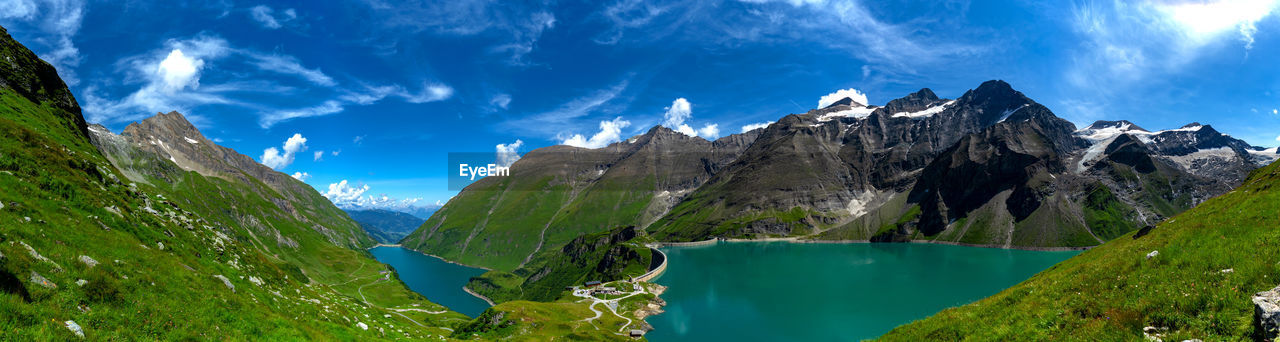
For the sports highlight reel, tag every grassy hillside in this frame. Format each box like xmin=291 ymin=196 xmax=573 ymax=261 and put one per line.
xmin=878 ymin=159 xmax=1280 ymax=340
xmin=466 ymin=227 xmax=656 ymax=303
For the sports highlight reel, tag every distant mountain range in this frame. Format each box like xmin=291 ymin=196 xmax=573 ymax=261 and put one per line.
xmin=405 ymin=80 xmax=1279 ymax=271
xmin=344 ymin=209 xmax=426 ymax=244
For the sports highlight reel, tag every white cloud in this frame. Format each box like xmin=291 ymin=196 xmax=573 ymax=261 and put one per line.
xmin=259 ymin=133 xmax=308 ymax=170
xmin=741 ymin=121 xmax=773 ymax=132
xmin=249 ymin=5 xmax=297 ymax=29
xmin=1274 ymin=109 xmax=1278 ymax=115
xmin=503 ymin=79 xmax=631 ymax=137
xmin=818 ymin=88 xmax=869 ymax=108
xmin=490 ymin=93 xmax=512 ymax=110
xmin=156 ymin=49 xmax=205 ymax=92
xmin=358 ymin=1 xmax=556 ymax=65
xmin=323 ymin=180 xmax=370 ymax=205
xmin=697 ymin=124 xmax=720 ymax=139
xmin=659 ymin=97 xmax=719 ymax=139
xmin=496 ymin=139 xmax=523 ymax=167
xmin=313 ymin=150 xmax=324 ymax=161
xmin=1068 ymin=0 xmax=1280 ymax=93
xmin=259 ymin=100 xmax=344 ymax=128
xmin=561 ymin=117 xmax=631 ymax=148
xmin=251 ymin=82 xmax=453 ymax=128
xmin=663 ymin=98 xmax=693 ymax=128
xmin=1276 ymin=134 xmax=1280 ymax=142
xmin=291 ymin=171 xmax=310 ymax=181
xmin=331 ymin=149 xmax=341 ymax=156
xmin=248 ymin=53 xmax=335 ymax=87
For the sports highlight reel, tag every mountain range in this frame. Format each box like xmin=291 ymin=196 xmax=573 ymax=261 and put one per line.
xmin=406 ymin=80 xmax=1279 ymax=271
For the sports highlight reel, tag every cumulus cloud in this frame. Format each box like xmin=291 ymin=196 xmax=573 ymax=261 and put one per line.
xmin=156 ymin=49 xmax=205 ymax=91
xmin=697 ymin=124 xmax=720 ymax=139
xmin=660 ymin=97 xmax=720 ymax=139
xmin=818 ymin=88 xmax=870 ymax=108
xmin=662 ymin=98 xmax=692 ymax=128
xmin=320 ymin=180 xmax=436 ymax=211
xmin=741 ymin=121 xmax=773 ymax=133
xmin=313 ymin=150 xmax=324 ymax=161
xmin=561 ymin=117 xmax=631 ymax=148
xmin=250 ymin=5 xmax=297 ymax=30
xmin=291 ymin=171 xmax=310 ymax=180
xmin=496 ymin=139 xmax=523 ymax=167
xmin=323 ymin=180 xmax=369 ymax=205
xmin=259 ymin=133 xmax=308 ymax=170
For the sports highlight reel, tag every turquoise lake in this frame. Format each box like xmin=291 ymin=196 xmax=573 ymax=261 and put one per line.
xmin=368 ymin=246 xmax=491 ymax=317
xmin=647 ymin=242 xmax=1079 ymax=341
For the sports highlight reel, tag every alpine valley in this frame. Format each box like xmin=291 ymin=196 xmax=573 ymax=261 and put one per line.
xmin=5 ymin=7 xmax=1280 ymax=339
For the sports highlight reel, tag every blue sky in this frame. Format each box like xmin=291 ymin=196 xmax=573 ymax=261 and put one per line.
xmin=3 ymin=0 xmax=1280 ymax=209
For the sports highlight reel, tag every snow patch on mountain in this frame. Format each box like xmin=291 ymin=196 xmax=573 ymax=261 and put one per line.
xmin=891 ymin=100 xmax=956 ymax=119
xmin=1163 ymin=147 xmax=1238 ymax=171
xmin=817 ymin=106 xmax=876 ymax=122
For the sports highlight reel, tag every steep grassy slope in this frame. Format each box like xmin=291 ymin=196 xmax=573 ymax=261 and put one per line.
xmin=879 ymin=159 xmax=1280 ymax=340
xmin=0 ymin=26 xmax=474 ymax=339
xmin=466 ymin=227 xmax=655 ymax=303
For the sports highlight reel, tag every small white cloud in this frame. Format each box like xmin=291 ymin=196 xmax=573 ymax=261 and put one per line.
xmin=157 ymin=49 xmax=204 ymax=92
xmin=1276 ymin=134 xmax=1280 ymax=142
xmin=741 ymin=121 xmax=773 ymax=133
xmin=248 ymin=53 xmax=335 ymax=87
xmin=818 ymin=88 xmax=870 ymax=108
xmin=313 ymin=150 xmax=324 ymax=161
xmin=250 ymin=5 xmax=297 ymax=29
xmin=561 ymin=117 xmax=631 ymax=148
xmin=697 ymin=124 xmax=720 ymax=139
xmin=1274 ymin=109 xmax=1278 ymax=115
xmin=496 ymin=139 xmax=523 ymax=167
xmin=660 ymin=97 xmax=719 ymax=139
xmin=331 ymin=149 xmax=341 ymax=156
xmin=259 ymin=133 xmax=308 ymax=170
xmin=353 ymin=135 xmax=364 ymax=144
xmin=402 ymin=83 xmax=454 ymax=103
xmin=259 ymin=100 xmax=343 ymax=128
xmin=291 ymin=171 xmax=310 ymax=181
xmin=662 ymin=98 xmax=693 ymax=128
xmin=490 ymin=94 xmax=512 ymax=110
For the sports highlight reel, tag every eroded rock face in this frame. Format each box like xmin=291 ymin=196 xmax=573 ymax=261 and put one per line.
xmin=1254 ymin=285 xmax=1280 ymax=340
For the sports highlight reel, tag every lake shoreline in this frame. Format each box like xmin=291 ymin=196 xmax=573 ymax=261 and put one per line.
xmin=462 ymin=285 xmax=496 ymax=306
xmin=658 ymin=238 xmax=1094 ymax=252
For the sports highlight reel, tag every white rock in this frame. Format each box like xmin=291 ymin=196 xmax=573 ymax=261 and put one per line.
xmin=156 ymin=242 xmax=165 ymax=250
xmin=64 ymin=320 xmax=84 ymax=338
xmin=75 ymin=279 xmax=87 ymax=287
xmin=248 ymin=276 xmax=263 ymax=286
xmin=1255 ymin=285 xmax=1280 ymax=340
xmin=30 ymin=272 xmax=56 ymax=289
xmin=1146 ymin=250 xmax=1159 ymax=259
xmin=213 ymin=275 xmax=235 ymax=292
xmin=357 ymin=322 xmax=368 ymax=330
xmin=79 ymin=255 xmax=99 ymax=268
xmin=1221 ymin=268 xmax=1234 ymax=274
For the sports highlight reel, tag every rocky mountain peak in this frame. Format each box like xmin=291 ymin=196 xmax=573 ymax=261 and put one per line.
xmin=122 ymin=111 xmax=208 ymax=145
xmin=1181 ymin=122 xmax=1203 ymax=129
xmin=956 ymin=80 xmax=1035 ymax=125
xmin=882 ymin=88 xmax=942 ymax=113
xmin=1084 ymin=120 xmax=1148 ymax=133
xmin=824 ymin=97 xmax=864 ymax=108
